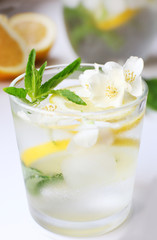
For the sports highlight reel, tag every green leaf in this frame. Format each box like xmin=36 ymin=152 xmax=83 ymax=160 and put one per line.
xmin=24 ymin=49 xmax=36 ymax=97
xmin=22 ymin=163 xmax=64 ymax=195
xmin=3 ymin=87 xmax=27 ymax=99
xmin=39 ymin=58 xmax=81 ymax=96
xmin=3 ymin=87 xmax=34 ymax=104
xmin=37 ymin=61 xmax=47 ymax=89
xmin=4 ymin=49 xmax=84 ymax=107
xmin=52 ymin=89 xmax=87 ymax=105
xmin=145 ymin=78 xmax=157 ymax=110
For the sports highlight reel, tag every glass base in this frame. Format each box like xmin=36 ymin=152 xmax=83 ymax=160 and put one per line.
xmin=29 ymin=204 xmax=131 ymax=237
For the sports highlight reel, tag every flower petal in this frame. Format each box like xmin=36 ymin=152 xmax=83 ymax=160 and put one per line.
xmin=79 ymin=69 xmax=100 ymax=97
xmin=100 ymin=63 xmax=125 ymax=108
xmin=127 ymin=76 xmax=143 ymax=97
xmin=123 ymin=56 xmax=144 ymax=97
xmin=103 ymin=61 xmax=123 ymax=72
xmin=124 ymin=56 xmax=144 ymax=81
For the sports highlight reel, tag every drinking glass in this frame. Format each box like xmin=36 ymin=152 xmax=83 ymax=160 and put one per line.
xmin=62 ymin=0 xmax=157 ymax=63
xmin=9 ymin=64 xmax=148 ymax=237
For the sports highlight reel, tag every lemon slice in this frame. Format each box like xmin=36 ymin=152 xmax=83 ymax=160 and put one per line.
xmin=113 ymin=138 xmax=139 ymax=147
xmin=112 ymin=112 xmax=144 ymax=134
xmin=49 ymin=86 xmax=135 ymax=119
xmin=96 ymin=9 xmax=138 ymax=31
xmin=0 ymin=15 xmax=28 ymax=80
xmin=49 ymin=87 xmax=144 ymax=134
xmin=21 ymin=140 xmax=70 ymax=166
xmin=10 ymin=13 xmax=56 ymax=60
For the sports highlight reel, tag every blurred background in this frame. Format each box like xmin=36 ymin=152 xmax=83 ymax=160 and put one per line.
xmin=0 ymin=0 xmax=157 ymax=81
xmin=0 ymin=1 xmax=157 ymax=240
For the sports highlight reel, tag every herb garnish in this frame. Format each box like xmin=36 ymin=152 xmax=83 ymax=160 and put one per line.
xmin=4 ymin=49 xmax=86 ymax=106
xmin=22 ymin=163 xmax=63 ymax=195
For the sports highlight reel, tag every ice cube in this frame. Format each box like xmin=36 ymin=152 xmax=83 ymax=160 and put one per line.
xmin=62 ymin=146 xmax=116 ymax=188
xmin=73 ymin=127 xmax=99 ymax=148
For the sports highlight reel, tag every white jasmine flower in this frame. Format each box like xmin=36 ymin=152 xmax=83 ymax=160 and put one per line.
xmin=80 ymin=62 xmax=125 ymax=108
xmin=79 ymin=69 xmax=99 ymax=98
xmin=123 ymin=56 xmax=144 ymax=97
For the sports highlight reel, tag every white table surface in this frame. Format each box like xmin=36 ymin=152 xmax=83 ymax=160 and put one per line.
xmin=0 ymin=1 xmax=157 ymax=239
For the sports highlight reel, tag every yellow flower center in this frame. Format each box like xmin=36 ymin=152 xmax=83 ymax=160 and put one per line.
xmin=85 ymin=83 xmax=89 ymax=89
xmin=105 ymin=85 xmax=118 ymax=98
xmin=125 ymin=70 xmax=136 ymax=83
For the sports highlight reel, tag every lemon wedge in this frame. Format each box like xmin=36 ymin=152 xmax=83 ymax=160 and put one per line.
xmin=96 ymin=9 xmax=138 ymax=31
xmin=0 ymin=15 xmax=28 ymax=80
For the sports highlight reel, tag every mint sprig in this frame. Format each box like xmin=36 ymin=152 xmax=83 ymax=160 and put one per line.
xmin=4 ymin=49 xmax=86 ymax=106
xmin=22 ymin=163 xmax=63 ymax=195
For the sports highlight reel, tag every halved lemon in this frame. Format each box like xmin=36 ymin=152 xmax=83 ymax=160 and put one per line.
xmin=95 ymin=9 xmax=138 ymax=31
xmin=0 ymin=15 xmax=28 ymax=80
xmin=10 ymin=13 xmax=56 ymax=60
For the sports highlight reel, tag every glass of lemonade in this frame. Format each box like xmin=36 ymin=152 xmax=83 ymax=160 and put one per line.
xmin=9 ymin=62 xmax=147 ymax=237
xmin=62 ymin=0 xmax=157 ymax=63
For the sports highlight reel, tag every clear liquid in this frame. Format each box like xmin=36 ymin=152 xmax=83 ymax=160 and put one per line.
xmin=11 ymin=76 xmax=146 ymax=236
xmin=14 ymin=112 xmax=140 ymax=223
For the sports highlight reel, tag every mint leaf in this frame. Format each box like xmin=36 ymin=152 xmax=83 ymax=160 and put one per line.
xmin=22 ymin=163 xmax=63 ymax=195
xmin=3 ymin=87 xmax=33 ymax=104
xmin=24 ymin=49 xmax=47 ymax=101
xmin=4 ymin=87 xmax=27 ymax=98
xmin=52 ymin=89 xmax=87 ymax=105
xmin=145 ymin=78 xmax=157 ymax=110
xmin=4 ymin=50 xmax=86 ymax=107
xmin=38 ymin=61 xmax=47 ymax=87
xmin=24 ymin=49 xmax=36 ymax=98
xmin=39 ymin=58 xmax=81 ymax=96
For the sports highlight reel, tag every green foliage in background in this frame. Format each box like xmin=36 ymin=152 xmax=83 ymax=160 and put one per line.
xmin=64 ymin=4 xmax=123 ymax=52
xmin=145 ymin=79 xmax=157 ymax=110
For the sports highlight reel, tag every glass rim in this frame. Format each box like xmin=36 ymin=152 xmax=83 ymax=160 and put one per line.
xmin=9 ymin=63 xmax=148 ymax=117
